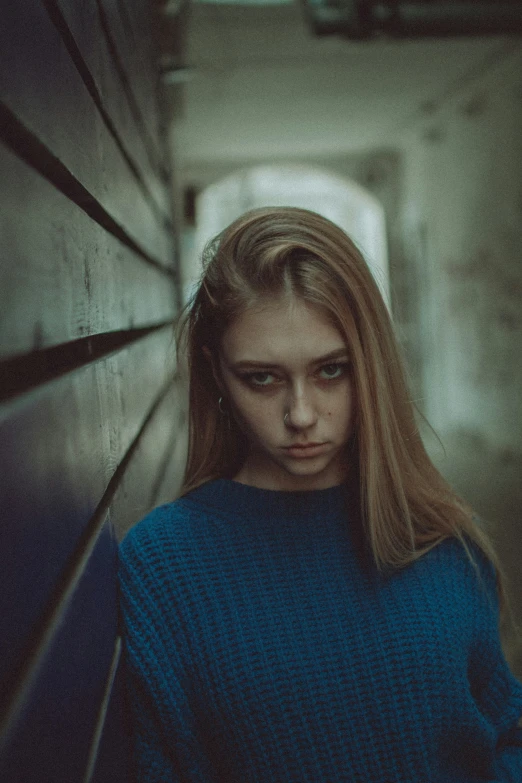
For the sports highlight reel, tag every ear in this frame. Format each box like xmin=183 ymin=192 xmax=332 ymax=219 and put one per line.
xmin=202 ymin=345 xmax=225 ymax=394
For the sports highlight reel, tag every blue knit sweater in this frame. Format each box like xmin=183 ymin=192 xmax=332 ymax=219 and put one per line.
xmin=118 ymin=479 xmax=522 ymax=782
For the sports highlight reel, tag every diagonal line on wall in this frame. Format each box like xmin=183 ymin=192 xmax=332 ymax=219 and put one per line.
xmin=41 ymin=0 xmax=173 ymax=230
xmin=0 ymin=321 xmax=177 ymax=406
xmin=0 ymin=101 xmax=175 ymax=277
xmin=95 ymin=0 xmax=167 ymax=182
xmin=0 ymin=374 xmax=181 ymax=754
xmin=83 ymin=636 xmax=122 ymax=783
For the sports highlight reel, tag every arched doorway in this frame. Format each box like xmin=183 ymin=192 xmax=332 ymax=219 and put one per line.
xmin=182 ymin=163 xmax=389 ymax=309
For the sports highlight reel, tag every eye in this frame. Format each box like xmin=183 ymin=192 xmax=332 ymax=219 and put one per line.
xmin=318 ymin=363 xmax=347 ymax=380
xmin=244 ymin=372 xmax=276 ymax=387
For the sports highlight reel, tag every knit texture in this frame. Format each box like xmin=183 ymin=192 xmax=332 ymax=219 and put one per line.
xmin=118 ymin=479 xmax=522 ymax=782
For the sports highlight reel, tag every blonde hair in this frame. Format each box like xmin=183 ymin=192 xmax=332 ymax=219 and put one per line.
xmin=177 ymin=206 xmax=504 ymax=588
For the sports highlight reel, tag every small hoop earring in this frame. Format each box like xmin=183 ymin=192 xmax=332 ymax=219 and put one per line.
xmin=218 ymin=396 xmax=226 ymax=415
xmin=284 ymin=412 xmax=289 ymax=425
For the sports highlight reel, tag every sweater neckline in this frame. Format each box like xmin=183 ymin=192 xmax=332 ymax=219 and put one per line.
xmin=182 ymin=478 xmax=355 ymax=524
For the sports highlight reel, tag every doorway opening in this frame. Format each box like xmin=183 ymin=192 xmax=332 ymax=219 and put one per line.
xmin=182 ymin=163 xmax=389 ymax=309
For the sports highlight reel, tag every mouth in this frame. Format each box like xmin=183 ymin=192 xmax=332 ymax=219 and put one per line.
xmin=282 ymin=443 xmax=328 ymax=458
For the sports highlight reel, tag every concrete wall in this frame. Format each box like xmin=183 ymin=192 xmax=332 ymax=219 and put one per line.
xmin=0 ymin=0 xmax=184 ymax=776
xmin=398 ymin=45 xmax=522 ymax=674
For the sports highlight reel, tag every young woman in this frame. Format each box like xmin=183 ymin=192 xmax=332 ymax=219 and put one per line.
xmin=119 ymin=207 xmax=522 ymax=781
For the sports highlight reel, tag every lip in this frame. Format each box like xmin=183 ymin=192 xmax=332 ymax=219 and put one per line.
xmin=282 ymin=443 xmax=328 ymax=458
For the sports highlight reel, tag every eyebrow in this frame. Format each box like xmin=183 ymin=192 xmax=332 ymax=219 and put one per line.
xmin=229 ymin=348 xmax=350 ymax=371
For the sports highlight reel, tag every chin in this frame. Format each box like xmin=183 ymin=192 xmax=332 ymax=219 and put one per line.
xmin=279 ymin=456 xmax=336 ymax=479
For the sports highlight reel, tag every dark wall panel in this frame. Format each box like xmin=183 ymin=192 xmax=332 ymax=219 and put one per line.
xmin=89 ymin=638 xmax=132 ymax=783
xmin=0 ymin=0 xmax=170 ymax=265
xmin=111 ymin=380 xmax=188 ymax=540
xmin=0 ymin=143 xmax=175 ymax=359
xmin=0 ymin=522 xmax=119 ymax=783
xmin=0 ymin=326 xmax=175 ymax=703
xmin=0 ymin=0 xmax=183 ymax=776
xmin=56 ymin=0 xmax=171 ymax=223
xmin=104 ymin=0 xmax=166 ymax=170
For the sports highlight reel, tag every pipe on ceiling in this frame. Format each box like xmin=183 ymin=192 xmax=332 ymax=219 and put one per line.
xmin=302 ymin=1 xmax=522 ymax=39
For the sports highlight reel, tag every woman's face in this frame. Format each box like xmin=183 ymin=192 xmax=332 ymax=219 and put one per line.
xmin=216 ymin=295 xmax=355 ymax=491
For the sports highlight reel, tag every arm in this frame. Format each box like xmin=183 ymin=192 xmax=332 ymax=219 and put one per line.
xmin=488 ymin=675 xmax=522 ymax=781
xmin=470 ymin=552 xmax=522 ymax=781
xmin=118 ymin=525 xmax=214 ymax=783
xmin=495 ymin=722 xmax=522 ymax=782
xmin=123 ymin=665 xmax=180 ymax=783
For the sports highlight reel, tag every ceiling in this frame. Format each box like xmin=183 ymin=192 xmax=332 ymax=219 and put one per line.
xmin=169 ymin=2 xmax=514 ymax=172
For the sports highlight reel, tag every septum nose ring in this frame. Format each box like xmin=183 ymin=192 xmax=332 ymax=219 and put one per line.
xmin=284 ymin=412 xmax=289 ymax=425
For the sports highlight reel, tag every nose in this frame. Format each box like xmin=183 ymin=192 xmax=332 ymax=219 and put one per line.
xmin=284 ymin=384 xmax=317 ymax=430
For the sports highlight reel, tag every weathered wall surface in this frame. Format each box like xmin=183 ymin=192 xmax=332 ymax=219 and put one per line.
xmin=0 ymin=1 xmax=185 ymax=779
xmin=398 ymin=45 xmax=522 ymax=674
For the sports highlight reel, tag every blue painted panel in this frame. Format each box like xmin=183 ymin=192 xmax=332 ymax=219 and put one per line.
xmin=0 ymin=374 xmax=106 ymax=710
xmin=0 ymin=329 xmax=173 ymax=711
xmin=91 ymin=648 xmax=133 ymax=783
xmin=0 ymin=0 xmax=171 ymax=264
xmin=0 ymin=522 xmax=121 ymax=783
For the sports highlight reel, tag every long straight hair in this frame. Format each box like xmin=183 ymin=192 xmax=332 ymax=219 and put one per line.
xmin=177 ymin=207 xmax=504 ymax=590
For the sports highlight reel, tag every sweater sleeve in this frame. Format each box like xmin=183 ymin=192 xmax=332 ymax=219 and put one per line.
xmin=470 ymin=551 xmax=522 ymax=781
xmin=118 ymin=520 xmax=214 ymax=783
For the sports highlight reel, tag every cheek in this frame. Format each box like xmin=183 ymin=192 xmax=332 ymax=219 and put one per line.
xmin=245 ymin=399 xmax=277 ymax=429
xmin=228 ymin=387 xmax=279 ymax=436
xmin=328 ymin=384 xmax=354 ymax=427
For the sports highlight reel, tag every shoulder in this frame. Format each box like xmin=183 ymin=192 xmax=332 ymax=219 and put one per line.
xmin=121 ymin=480 xmax=221 ymax=545
xmin=120 ymin=500 xmax=187 ymax=557
xmin=118 ymin=502 xmax=194 ymax=578
xmin=417 ymin=534 xmax=496 ymax=583
xmin=411 ymin=535 xmax=500 ymax=631
xmin=118 ymin=481 xmax=226 ymax=581
xmin=394 ymin=535 xmax=498 ymax=615
xmin=423 ymin=534 xmax=497 ymax=589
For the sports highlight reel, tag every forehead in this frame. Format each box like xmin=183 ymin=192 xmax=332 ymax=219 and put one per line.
xmin=221 ymin=296 xmax=347 ymax=363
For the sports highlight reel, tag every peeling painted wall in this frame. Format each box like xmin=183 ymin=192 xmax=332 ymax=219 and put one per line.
xmin=399 ymin=46 xmax=522 ymax=674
